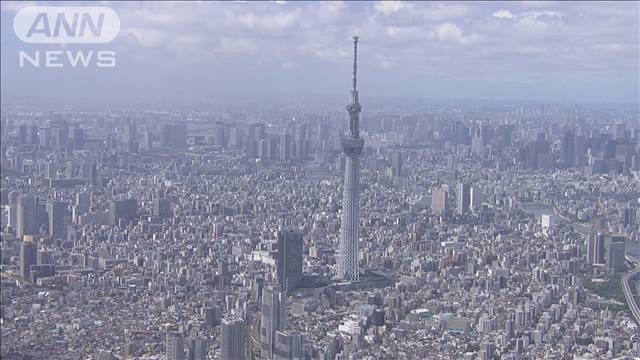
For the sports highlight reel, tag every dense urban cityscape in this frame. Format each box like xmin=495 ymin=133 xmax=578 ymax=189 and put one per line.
xmin=1 ymin=1 xmax=639 ymax=360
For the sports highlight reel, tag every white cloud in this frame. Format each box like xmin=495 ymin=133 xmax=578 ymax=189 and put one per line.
xmin=313 ymin=1 xmax=346 ymax=23
xmin=515 ymin=10 xmax=565 ymax=32
xmin=237 ymin=10 xmax=300 ymax=32
xmin=7 ymin=1 xmax=630 ymax=92
xmin=385 ymin=26 xmax=424 ymax=40
xmin=493 ymin=10 xmax=514 ymax=19
xmin=374 ymin=1 xmax=406 ymax=15
xmin=525 ymin=10 xmax=564 ymax=19
xmin=371 ymin=2 xmax=471 ymax=24
xmin=431 ymin=23 xmax=478 ymax=45
xmin=422 ymin=3 xmax=470 ymax=22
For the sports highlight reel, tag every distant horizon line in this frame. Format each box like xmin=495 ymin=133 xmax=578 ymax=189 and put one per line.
xmin=1 ymin=92 xmax=638 ymax=110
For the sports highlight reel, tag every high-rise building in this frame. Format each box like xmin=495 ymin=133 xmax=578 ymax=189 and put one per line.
xmin=254 ymin=123 xmax=266 ymax=141
xmin=47 ymin=200 xmax=68 ymax=240
xmin=587 ymin=233 xmax=607 ymax=265
xmin=561 ymin=130 xmax=575 ymax=166
xmin=7 ymin=191 xmax=19 ymax=230
xmin=259 ymin=139 xmax=270 ymax=160
xmin=20 ymin=241 xmax=37 ymax=280
xmin=586 ymin=234 xmax=596 ymax=265
xmin=268 ymin=137 xmax=279 ymax=160
xmin=30 ymin=124 xmax=39 ymax=145
xmin=162 ymin=123 xmax=188 ymax=148
xmin=188 ymin=337 xmax=208 ymax=360
xmin=109 ymin=199 xmax=138 ymax=226
xmin=51 ymin=120 xmax=69 ymax=151
xmin=470 ymin=186 xmax=482 ymax=212
xmin=221 ymin=318 xmax=245 ymax=360
xmin=337 ymin=37 xmax=364 ymax=282
xmin=44 ymin=162 xmax=57 ymax=179
xmin=218 ymin=259 xmax=230 ymax=290
xmin=141 ymin=128 xmax=152 ymax=151
xmin=471 ymin=128 xmax=483 ymax=155
xmin=73 ymin=192 xmax=91 ymax=221
xmin=17 ymin=195 xmax=42 ymax=238
xmin=294 ymin=124 xmax=308 ymax=160
xmin=318 ymin=122 xmax=329 ymax=150
xmin=456 ymin=182 xmax=471 ymax=215
xmin=432 ymin=188 xmax=448 ymax=215
xmin=294 ymin=140 xmax=307 ymax=161
xmin=71 ymin=126 xmax=85 ymax=150
xmin=213 ymin=223 xmax=224 ymax=239
xmin=389 ymin=151 xmax=402 ymax=177
xmin=624 ymin=206 xmax=637 ymax=229
xmin=166 ymin=332 xmax=185 ymax=360
xmin=0 ymin=118 xmax=5 ymax=141
xmin=277 ymin=229 xmax=303 ymax=293
xmin=281 ymin=132 xmax=292 ymax=161
xmin=594 ymin=233 xmax=606 ymax=265
xmin=498 ymin=125 xmax=513 ymax=147
xmin=574 ymin=135 xmax=587 ymax=165
xmin=205 ymin=305 xmax=220 ymax=328
xmin=614 ymin=122 xmax=627 ymax=140
xmin=153 ymin=197 xmax=171 ymax=219
xmin=229 ymin=127 xmax=242 ymax=148
xmin=82 ymin=161 xmax=98 ymax=186
xmin=123 ymin=124 xmax=138 ymax=153
xmin=261 ymin=287 xmax=287 ymax=359
xmin=447 ymin=154 xmax=456 ymax=171
xmin=606 ymin=236 xmax=626 ymax=272
xmin=274 ymin=330 xmax=305 ymax=360
xmin=215 ymin=124 xmax=228 ymax=149
xmin=18 ymin=124 xmax=27 ymax=146
xmin=39 ymin=127 xmax=51 ymax=147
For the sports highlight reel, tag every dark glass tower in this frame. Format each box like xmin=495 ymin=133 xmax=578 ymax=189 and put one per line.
xmin=277 ymin=229 xmax=303 ymax=292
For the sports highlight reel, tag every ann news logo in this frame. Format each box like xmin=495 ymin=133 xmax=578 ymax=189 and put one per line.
xmin=13 ymin=6 xmax=120 ymax=68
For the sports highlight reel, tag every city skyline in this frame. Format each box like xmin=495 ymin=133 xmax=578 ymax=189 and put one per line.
xmin=1 ymin=1 xmax=640 ymax=359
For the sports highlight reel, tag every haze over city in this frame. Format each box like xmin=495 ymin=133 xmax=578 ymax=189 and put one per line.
xmin=1 ymin=1 xmax=640 ymax=360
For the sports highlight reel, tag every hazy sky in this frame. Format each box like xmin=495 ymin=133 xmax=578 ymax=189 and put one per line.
xmin=1 ymin=1 xmax=638 ymax=106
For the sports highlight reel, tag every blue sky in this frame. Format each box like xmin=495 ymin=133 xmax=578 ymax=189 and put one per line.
xmin=1 ymin=1 xmax=638 ymax=106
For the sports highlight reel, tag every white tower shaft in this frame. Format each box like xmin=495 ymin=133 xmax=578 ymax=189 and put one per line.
xmin=337 ymin=37 xmax=364 ymax=282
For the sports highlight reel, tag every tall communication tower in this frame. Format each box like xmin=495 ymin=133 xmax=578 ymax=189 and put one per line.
xmin=337 ymin=36 xmax=364 ymax=282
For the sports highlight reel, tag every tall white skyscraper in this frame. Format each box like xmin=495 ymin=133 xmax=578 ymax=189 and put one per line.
xmin=337 ymin=36 xmax=364 ymax=282
xmin=457 ymin=182 xmax=470 ymax=215
xmin=261 ymin=287 xmax=287 ymax=359
xmin=470 ymin=186 xmax=482 ymax=212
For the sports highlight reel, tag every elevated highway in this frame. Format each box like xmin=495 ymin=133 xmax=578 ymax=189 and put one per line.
xmin=622 ymin=255 xmax=640 ymax=325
